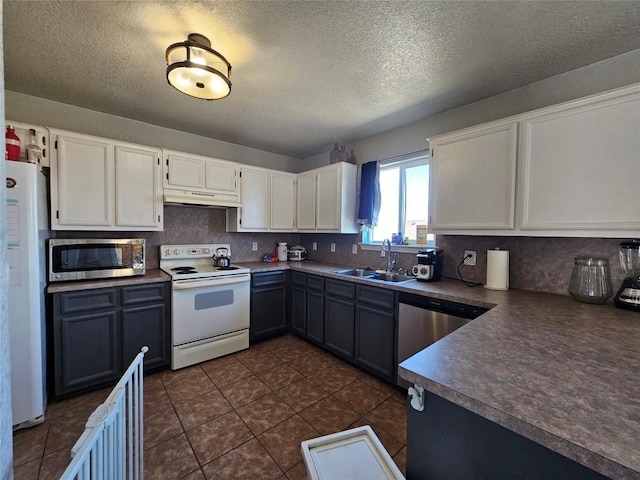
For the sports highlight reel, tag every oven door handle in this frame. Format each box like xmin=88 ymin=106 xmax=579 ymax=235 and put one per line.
xmin=173 ymin=275 xmax=250 ymax=290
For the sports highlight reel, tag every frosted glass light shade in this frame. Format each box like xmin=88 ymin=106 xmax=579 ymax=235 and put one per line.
xmin=166 ymin=33 xmax=232 ymax=100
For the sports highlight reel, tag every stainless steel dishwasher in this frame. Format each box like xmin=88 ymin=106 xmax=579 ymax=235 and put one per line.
xmin=397 ymin=293 xmax=487 ymax=387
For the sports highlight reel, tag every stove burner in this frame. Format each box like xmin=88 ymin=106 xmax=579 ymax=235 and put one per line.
xmin=172 ymin=267 xmax=198 ymax=273
xmin=216 ymin=266 xmax=239 ymax=271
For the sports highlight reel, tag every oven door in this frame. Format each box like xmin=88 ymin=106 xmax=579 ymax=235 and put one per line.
xmin=171 ymin=273 xmax=250 ymax=346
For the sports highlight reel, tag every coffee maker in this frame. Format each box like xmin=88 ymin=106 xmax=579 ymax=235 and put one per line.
xmin=412 ymin=248 xmax=443 ymax=282
xmin=614 ymin=240 xmax=640 ymax=311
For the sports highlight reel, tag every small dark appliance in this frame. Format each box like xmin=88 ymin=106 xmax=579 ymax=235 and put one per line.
xmin=614 ymin=240 xmax=640 ymax=311
xmin=412 ymin=248 xmax=444 ymax=282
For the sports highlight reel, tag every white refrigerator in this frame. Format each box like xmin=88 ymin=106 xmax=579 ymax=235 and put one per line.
xmin=5 ymin=160 xmax=48 ymax=428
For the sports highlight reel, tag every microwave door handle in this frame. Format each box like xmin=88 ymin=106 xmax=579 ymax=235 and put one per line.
xmin=173 ymin=275 xmax=250 ymax=290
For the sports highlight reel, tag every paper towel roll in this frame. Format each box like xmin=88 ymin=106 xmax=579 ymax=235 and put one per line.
xmin=485 ymin=249 xmax=509 ymax=290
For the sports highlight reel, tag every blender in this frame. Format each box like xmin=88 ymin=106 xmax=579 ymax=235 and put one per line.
xmin=614 ymin=240 xmax=640 ymax=311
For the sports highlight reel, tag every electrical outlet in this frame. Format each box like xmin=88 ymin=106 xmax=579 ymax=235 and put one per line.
xmin=352 ymin=244 xmax=358 ymax=254
xmin=464 ymin=250 xmax=477 ymax=266
xmin=252 ymin=241 xmax=258 ymax=251
xmin=312 ymin=242 xmax=318 ymax=251
xmin=330 ymin=243 xmax=336 ymax=252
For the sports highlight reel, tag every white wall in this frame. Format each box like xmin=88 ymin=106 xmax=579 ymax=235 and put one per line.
xmin=304 ymin=48 xmax=640 ymax=166
xmin=5 ymin=91 xmax=298 ymax=173
xmin=0 ymin=2 xmax=15 ymax=476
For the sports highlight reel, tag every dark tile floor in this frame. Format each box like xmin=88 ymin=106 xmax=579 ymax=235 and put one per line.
xmin=13 ymin=335 xmax=407 ymax=480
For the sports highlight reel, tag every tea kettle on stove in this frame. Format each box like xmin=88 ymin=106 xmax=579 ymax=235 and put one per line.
xmin=213 ymin=247 xmax=231 ymax=267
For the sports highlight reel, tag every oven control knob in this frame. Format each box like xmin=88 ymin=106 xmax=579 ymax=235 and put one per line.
xmin=203 ymin=248 xmax=210 ymax=254
xmin=164 ymin=249 xmax=170 ymax=256
xmin=173 ymin=248 xmax=180 ymax=255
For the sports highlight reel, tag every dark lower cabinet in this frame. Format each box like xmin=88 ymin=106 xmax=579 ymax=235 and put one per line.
xmin=251 ymin=271 xmax=288 ymax=341
xmin=323 ymin=278 xmax=355 ymax=360
xmin=52 ymin=282 xmax=170 ymax=397
xmin=291 ymin=286 xmax=306 ymax=335
xmin=354 ymin=285 xmax=396 ymax=382
xmin=354 ymin=304 xmax=395 ymax=379
xmin=407 ymin=392 xmax=610 ymax=480
xmin=306 ymin=289 xmax=324 ymax=344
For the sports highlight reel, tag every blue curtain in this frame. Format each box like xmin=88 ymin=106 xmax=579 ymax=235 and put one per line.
xmin=357 ymin=161 xmax=381 ymax=228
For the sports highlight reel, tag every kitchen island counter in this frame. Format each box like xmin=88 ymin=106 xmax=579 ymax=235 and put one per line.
xmin=238 ymin=260 xmax=640 ymax=479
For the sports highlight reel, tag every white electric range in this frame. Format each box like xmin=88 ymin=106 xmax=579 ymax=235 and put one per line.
xmin=160 ymin=244 xmax=250 ymax=370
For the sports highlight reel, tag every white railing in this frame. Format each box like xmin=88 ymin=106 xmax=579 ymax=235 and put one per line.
xmin=59 ymin=346 xmax=148 ymax=480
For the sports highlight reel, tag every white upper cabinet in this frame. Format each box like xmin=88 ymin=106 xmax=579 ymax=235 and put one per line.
xmin=428 ymin=119 xmax=518 ymax=232
xmin=296 ymin=162 xmax=358 ymax=233
xmin=517 ymin=85 xmax=640 ymax=233
xmin=296 ymin=171 xmax=317 ymax=230
xmin=226 ymin=166 xmax=296 ymax=232
xmin=50 ymin=130 xmax=163 ymax=231
xmin=270 ymin=171 xmax=296 ymax=230
xmin=163 ymin=150 xmax=240 ymax=207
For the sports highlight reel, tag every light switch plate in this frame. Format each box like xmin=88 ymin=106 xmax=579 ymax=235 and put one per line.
xmin=312 ymin=242 xmax=317 ymax=251
xmin=330 ymin=243 xmax=336 ymax=252
xmin=352 ymin=244 xmax=358 ymax=254
xmin=252 ymin=242 xmax=258 ymax=251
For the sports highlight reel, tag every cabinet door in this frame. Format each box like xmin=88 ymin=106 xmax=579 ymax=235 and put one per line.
xmin=165 ymin=153 xmax=205 ymax=189
xmin=54 ymin=310 xmax=121 ymax=395
xmin=122 ymin=303 xmax=169 ymax=370
xmin=355 ymin=304 xmax=395 ymax=380
xmin=297 ymin=172 xmax=317 ymax=230
xmin=518 ymin=87 xmax=640 ymax=231
xmin=270 ymin=172 xmax=296 ymax=230
xmin=205 ymin=159 xmax=238 ymax=193
xmin=251 ymin=285 xmax=288 ymax=341
xmin=52 ymin=133 xmax=113 ymax=228
xmin=306 ymin=290 xmax=324 ymax=344
xmin=316 ymin=167 xmax=340 ymax=230
xmin=240 ymin=167 xmax=270 ymax=229
xmin=324 ymin=295 xmax=355 ymax=359
xmin=429 ymin=120 xmax=517 ymax=231
xmin=291 ymin=286 xmax=307 ymax=336
xmin=121 ymin=283 xmax=170 ymax=370
xmin=114 ymin=145 xmax=163 ymax=230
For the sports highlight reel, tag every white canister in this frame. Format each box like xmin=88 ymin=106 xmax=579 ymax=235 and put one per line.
xmin=277 ymin=243 xmax=288 ymax=261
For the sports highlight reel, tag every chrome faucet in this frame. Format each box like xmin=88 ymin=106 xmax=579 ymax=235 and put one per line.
xmin=380 ymin=238 xmax=397 ymax=272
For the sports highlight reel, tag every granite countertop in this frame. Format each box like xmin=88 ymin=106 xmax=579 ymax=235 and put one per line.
xmin=47 ymin=268 xmax=171 ymax=293
xmin=238 ymin=260 xmax=640 ymax=480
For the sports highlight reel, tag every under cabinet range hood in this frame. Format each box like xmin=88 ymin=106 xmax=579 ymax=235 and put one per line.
xmin=163 ymin=189 xmax=242 ymax=208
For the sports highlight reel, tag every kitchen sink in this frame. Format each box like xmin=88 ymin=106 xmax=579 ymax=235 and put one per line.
xmin=369 ymin=272 xmax=415 ymax=283
xmin=333 ymin=268 xmax=374 ymax=277
xmin=333 ymin=269 xmax=414 ymax=283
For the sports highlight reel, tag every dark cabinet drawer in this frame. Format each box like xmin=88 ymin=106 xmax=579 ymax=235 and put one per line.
xmin=121 ymin=283 xmax=166 ymax=306
xmin=291 ymin=271 xmax=307 ymax=287
xmin=356 ymin=285 xmax=395 ymax=311
xmin=324 ymin=278 xmax=354 ymax=300
xmin=307 ymin=275 xmax=324 ymax=291
xmin=57 ymin=288 xmax=118 ymax=315
xmin=252 ymin=271 xmax=287 ymax=287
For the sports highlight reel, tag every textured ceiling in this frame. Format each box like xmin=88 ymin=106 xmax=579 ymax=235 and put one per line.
xmin=4 ymin=1 xmax=640 ymax=159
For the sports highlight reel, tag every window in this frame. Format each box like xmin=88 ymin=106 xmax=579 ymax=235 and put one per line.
xmin=363 ymin=152 xmax=435 ymax=246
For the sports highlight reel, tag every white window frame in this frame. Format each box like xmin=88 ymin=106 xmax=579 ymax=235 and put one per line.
xmin=360 ymin=150 xmax=435 ymax=252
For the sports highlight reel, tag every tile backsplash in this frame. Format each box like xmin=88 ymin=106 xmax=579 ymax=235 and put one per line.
xmin=53 ymin=206 xmax=635 ymax=299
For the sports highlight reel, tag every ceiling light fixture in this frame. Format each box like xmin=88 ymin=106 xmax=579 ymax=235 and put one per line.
xmin=165 ymin=33 xmax=232 ymax=100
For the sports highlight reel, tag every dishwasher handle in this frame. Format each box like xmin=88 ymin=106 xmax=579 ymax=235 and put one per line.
xmin=398 ymin=292 xmax=487 ymax=320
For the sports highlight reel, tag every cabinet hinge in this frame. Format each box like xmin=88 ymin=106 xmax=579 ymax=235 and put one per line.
xmin=41 ymin=136 xmax=46 ymax=146
xmin=239 ymin=171 xmax=242 ymax=178
xmin=43 ymin=149 xmax=46 ymax=158
xmin=54 ymin=140 xmax=58 ymax=149
xmin=158 ymin=215 xmax=161 ymax=222
xmin=166 ymin=173 xmax=169 ymax=180
xmin=239 ymin=218 xmax=242 ymax=226
xmin=166 ymin=158 xmax=169 ymax=166
xmin=157 ymin=158 xmax=160 ymax=165
xmin=431 ymin=149 xmax=434 ymax=157
xmin=56 ymin=210 xmax=59 ymax=219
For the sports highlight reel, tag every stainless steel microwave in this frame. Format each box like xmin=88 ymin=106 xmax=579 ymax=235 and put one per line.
xmin=48 ymin=238 xmax=145 ymax=282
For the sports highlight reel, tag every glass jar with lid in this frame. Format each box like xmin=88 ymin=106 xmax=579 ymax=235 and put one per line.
xmin=568 ymin=256 xmax=612 ymax=304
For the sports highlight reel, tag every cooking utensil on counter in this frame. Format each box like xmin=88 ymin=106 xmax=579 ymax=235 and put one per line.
xmin=614 ymin=240 xmax=640 ymax=311
xmin=288 ymin=245 xmax=307 ymax=261
xmin=213 ymin=247 xmax=231 ymax=267
xmin=568 ymin=256 xmax=612 ymax=304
